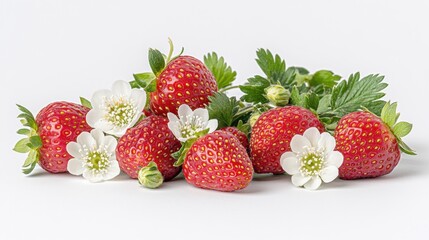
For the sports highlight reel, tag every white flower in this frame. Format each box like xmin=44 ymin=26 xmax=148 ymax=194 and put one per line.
xmin=280 ymin=127 xmax=344 ymax=190
xmin=66 ymin=129 xmax=120 ymax=183
xmin=167 ymin=104 xmax=218 ymax=142
xmin=86 ymin=80 xmax=146 ymax=137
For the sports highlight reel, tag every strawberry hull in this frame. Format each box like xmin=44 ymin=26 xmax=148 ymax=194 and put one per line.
xmin=150 ymin=56 xmax=217 ymax=116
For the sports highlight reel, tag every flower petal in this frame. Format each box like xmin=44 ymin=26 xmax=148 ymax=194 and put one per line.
xmin=206 ymin=119 xmax=218 ymax=133
xmin=83 ymin=170 xmax=103 ymax=183
xmin=103 ymin=136 xmax=118 ymax=153
xmin=326 ymin=151 xmax=344 ymax=168
xmin=66 ymin=142 xmax=82 ymax=158
xmin=91 ymin=89 xmax=112 ymax=109
xmin=304 ymin=176 xmax=322 ymax=190
xmin=86 ymin=109 xmax=105 ymax=129
xmin=168 ymin=122 xmax=183 ymax=141
xmin=112 ymin=80 xmax=131 ymax=97
xmin=280 ymin=152 xmax=300 ymax=175
xmin=77 ymin=131 xmax=97 ymax=149
xmin=130 ymin=89 xmax=146 ymax=112
xmin=103 ymin=161 xmax=121 ymax=181
xmin=90 ymin=129 xmax=105 ymax=146
xmin=177 ymin=104 xmax=192 ymax=119
xmin=303 ymin=127 xmax=321 ymax=148
xmin=67 ymin=158 xmax=84 ymax=175
xmin=291 ymin=173 xmax=311 ymax=187
xmin=167 ymin=112 xmax=179 ymax=123
xmin=193 ymin=108 xmax=209 ymax=124
xmin=318 ymin=132 xmax=336 ymax=153
xmin=320 ymin=166 xmax=339 ymax=183
xmin=105 ymin=126 xmax=127 ymax=138
xmin=290 ymin=135 xmax=311 ymax=153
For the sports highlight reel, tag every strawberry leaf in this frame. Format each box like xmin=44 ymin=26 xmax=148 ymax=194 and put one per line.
xmin=239 ymin=76 xmax=270 ymax=104
xmin=309 ymin=70 xmax=341 ymax=88
xmin=208 ymin=92 xmax=252 ymax=129
xmin=330 ymin=73 xmax=388 ymax=117
xmin=148 ymin=48 xmax=165 ymax=76
xmin=256 ymin=49 xmax=286 ymax=79
xmin=204 ymin=52 xmax=237 ymax=90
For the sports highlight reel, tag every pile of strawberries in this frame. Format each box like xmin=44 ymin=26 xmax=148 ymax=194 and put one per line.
xmin=14 ymin=40 xmax=415 ymax=192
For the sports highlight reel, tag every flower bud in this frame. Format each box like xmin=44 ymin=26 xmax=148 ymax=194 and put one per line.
xmin=264 ymin=85 xmax=290 ymax=106
xmin=138 ymin=162 xmax=163 ymax=189
xmin=249 ymin=113 xmax=261 ymax=127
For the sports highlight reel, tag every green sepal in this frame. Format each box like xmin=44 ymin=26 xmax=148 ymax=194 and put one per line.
xmin=148 ymin=48 xmax=166 ymax=76
xmin=397 ymin=138 xmax=416 ymax=155
xmin=22 ymin=161 xmax=38 ymax=175
xmin=80 ymin=97 xmax=92 ymax=109
xmin=15 ymin=104 xmax=41 ymax=174
xmin=28 ymin=136 xmax=42 ymax=149
xmin=172 ymin=139 xmax=196 ymax=167
xmin=138 ymin=161 xmax=164 ymax=189
xmin=17 ymin=128 xmax=31 ymax=136
xmin=16 ymin=104 xmax=34 ymax=118
xmin=133 ymin=72 xmax=157 ymax=92
xmin=13 ymin=138 xmax=31 ymax=153
xmin=393 ymin=122 xmax=412 ymax=138
xmin=22 ymin=150 xmax=39 ymax=168
xmin=203 ymin=52 xmax=237 ymax=90
xmin=380 ymin=102 xmax=415 ymax=155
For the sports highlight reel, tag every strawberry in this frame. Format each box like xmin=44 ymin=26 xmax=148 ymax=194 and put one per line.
xmin=150 ymin=55 xmax=217 ymax=116
xmin=116 ymin=115 xmax=181 ymax=180
xmin=14 ymin=102 xmax=92 ymax=174
xmin=250 ymin=106 xmax=324 ymax=174
xmin=131 ymin=41 xmax=238 ymax=117
xmin=182 ymin=130 xmax=253 ymax=192
xmin=334 ymin=102 xmax=415 ymax=179
xmin=220 ymin=127 xmax=249 ymax=149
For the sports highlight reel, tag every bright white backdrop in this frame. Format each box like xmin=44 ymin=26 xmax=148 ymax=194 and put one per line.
xmin=1 ymin=0 xmax=428 ymax=239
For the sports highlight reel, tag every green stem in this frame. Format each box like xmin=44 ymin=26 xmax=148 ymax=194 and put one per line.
xmin=219 ymin=85 xmax=240 ymax=93
xmin=166 ymin=37 xmax=174 ymax=63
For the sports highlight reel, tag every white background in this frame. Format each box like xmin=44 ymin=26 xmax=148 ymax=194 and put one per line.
xmin=1 ymin=0 xmax=428 ymax=239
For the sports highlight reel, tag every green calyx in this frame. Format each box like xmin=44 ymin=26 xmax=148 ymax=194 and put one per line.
xmin=249 ymin=112 xmax=261 ymax=127
xmin=130 ymin=38 xmax=184 ymax=92
xmin=14 ymin=104 xmax=41 ymax=174
xmin=138 ymin=161 xmax=164 ymax=189
xmin=380 ymin=102 xmax=415 ymax=155
xmin=264 ymin=85 xmax=290 ymax=106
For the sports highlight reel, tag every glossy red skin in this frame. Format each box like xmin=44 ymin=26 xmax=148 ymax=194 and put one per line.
xmin=220 ymin=127 xmax=249 ymax=149
xmin=116 ymin=116 xmax=181 ymax=180
xmin=183 ymin=130 xmax=253 ymax=192
xmin=36 ymin=102 xmax=91 ymax=173
xmin=150 ymin=56 xmax=217 ymax=116
xmin=335 ymin=111 xmax=401 ymax=180
xmin=250 ymin=106 xmax=324 ymax=174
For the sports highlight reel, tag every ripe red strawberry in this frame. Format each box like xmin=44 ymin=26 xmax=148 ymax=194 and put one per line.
xmin=14 ymin=102 xmax=92 ymax=174
xmin=250 ymin=106 xmax=325 ymax=174
xmin=182 ymin=130 xmax=253 ymax=192
xmin=116 ymin=115 xmax=181 ymax=180
xmin=150 ymin=55 xmax=217 ymax=116
xmin=220 ymin=127 xmax=249 ymax=149
xmin=334 ymin=102 xmax=415 ymax=179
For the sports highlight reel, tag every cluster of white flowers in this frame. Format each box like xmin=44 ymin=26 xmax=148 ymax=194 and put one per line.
xmin=67 ymin=80 xmax=146 ymax=182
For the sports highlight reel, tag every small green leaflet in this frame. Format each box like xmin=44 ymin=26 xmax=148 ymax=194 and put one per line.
xmin=204 ymin=52 xmax=237 ymax=90
xmin=80 ymin=97 xmax=92 ymax=109
xmin=256 ymin=49 xmax=285 ymax=80
xmin=148 ymin=48 xmax=165 ymax=76
xmin=239 ymin=76 xmax=270 ymax=104
xmin=133 ymin=72 xmax=157 ymax=92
